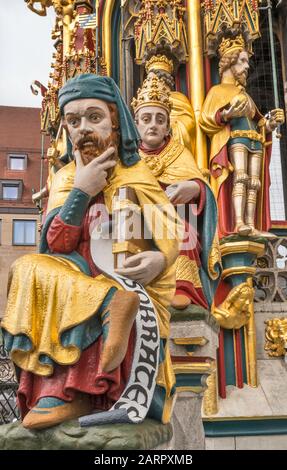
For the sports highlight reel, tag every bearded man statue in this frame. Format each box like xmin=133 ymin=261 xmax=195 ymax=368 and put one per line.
xmin=1 ymin=74 xmax=180 ymax=430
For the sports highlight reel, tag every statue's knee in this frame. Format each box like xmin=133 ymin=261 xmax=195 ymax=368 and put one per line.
xmin=11 ymin=253 xmax=38 ymax=267
xmin=248 ymin=176 xmax=261 ymax=191
xmin=233 ymin=170 xmax=249 ymax=185
xmin=9 ymin=254 xmax=42 ymax=278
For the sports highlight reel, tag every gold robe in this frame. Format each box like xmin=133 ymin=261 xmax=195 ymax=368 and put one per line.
xmin=139 ymin=137 xmax=207 ymax=186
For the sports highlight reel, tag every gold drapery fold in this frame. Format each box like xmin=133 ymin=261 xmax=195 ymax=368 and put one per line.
xmin=2 ymin=254 xmax=117 ymax=376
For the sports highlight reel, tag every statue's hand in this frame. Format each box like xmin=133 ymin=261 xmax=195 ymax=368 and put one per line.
xmin=115 ymin=251 xmax=166 ymax=286
xmin=166 ymin=181 xmax=200 ymax=205
xmin=266 ymin=108 xmax=285 ymax=132
xmin=221 ymin=96 xmax=249 ymax=121
xmin=73 ymin=147 xmax=116 ymax=197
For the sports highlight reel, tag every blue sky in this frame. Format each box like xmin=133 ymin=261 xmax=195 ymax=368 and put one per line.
xmin=0 ymin=1 xmax=55 ymax=107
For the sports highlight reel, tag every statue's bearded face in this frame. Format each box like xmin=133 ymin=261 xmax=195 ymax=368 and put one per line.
xmin=231 ymin=50 xmax=249 ymax=87
xmin=63 ymin=98 xmax=119 ymax=165
xmin=136 ymin=106 xmax=169 ymax=150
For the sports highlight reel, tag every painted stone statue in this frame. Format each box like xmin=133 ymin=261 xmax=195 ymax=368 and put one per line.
xmin=1 ymin=74 xmax=180 ymax=430
xmin=132 ymin=73 xmax=221 ymax=311
xmin=200 ymin=34 xmax=285 ymax=238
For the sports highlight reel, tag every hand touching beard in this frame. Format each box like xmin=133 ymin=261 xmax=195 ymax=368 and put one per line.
xmin=74 ymin=130 xmax=119 ymax=166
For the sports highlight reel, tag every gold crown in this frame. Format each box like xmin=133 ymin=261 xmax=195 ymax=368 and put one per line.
xmin=131 ymin=74 xmax=172 ymax=114
xmin=218 ymin=35 xmax=246 ymax=57
xmin=145 ymin=55 xmax=174 ymax=75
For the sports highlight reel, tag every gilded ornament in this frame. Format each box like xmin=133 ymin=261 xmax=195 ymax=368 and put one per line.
xmin=220 ymin=240 xmax=266 ymax=257
xmin=265 ymin=318 xmax=287 ymax=358
xmin=173 ymin=337 xmax=208 ymax=347
xmin=172 ymin=361 xmax=214 ymax=375
xmin=203 ymin=360 xmax=218 ymax=416
xmin=139 ymin=139 xmax=186 ymax=179
xmin=175 ymin=256 xmax=202 ymax=288
xmin=208 ymin=234 xmax=222 ymax=281
xmin=230 ymin=129 xmax=264 ymax=143
xmin=212 ymin=282 xmax=254 ymax=329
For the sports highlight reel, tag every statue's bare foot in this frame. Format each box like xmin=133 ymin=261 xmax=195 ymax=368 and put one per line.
xmin=171 ymin=294 xmax=191 ymax=310
xmin=249 ymin=228 xmax=277 ymax=239
xmin=235 ymin=224 xmax=252 ymax=236
xmin=22 ymin=395 xmax=92 ymax=430
xmin=101 ymin=291 xmax=140 ymax=373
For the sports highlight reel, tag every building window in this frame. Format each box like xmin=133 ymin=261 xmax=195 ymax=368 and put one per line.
xmin=13 ymin=220 xmax=36 ymax=246
xmin=0 ymin=180 xmax=23 ymax=200
xmin=8 ymin=154 xmax=27 ymax=171
xmin=3 ymin=185 xmax=19 ymax=200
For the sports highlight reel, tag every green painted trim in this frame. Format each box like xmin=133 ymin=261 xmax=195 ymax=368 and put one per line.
xmin=222 ymin=252 xmax=256 ymax=270
xmin=186 ymin=345 xmax=197 ymax=353
xmin=169 ymin=305 xmax=219 ymax=332
xmin=270 ymin=228 xmax=287 ymax=237
xmin=60 ymin=188 xmax=90 ymax=226
xmin=210 ymin=57 xmax=220 ymax=85
xmin=224 ymin=329 xmax=236 ymax=386
xmin=111 ymin=2 xmax=121 ymax=85
xmin=228 ymin=274 xmax=249 ymax=288
xmin=240 ymin=327 xmax=247 ymax=384
xmin=179 ymin=64 xmax=188 ymax=96
xmin=220 ymin=235 xmax=266 ymax=245
xmin=176 ymin=373 xmax=206 ymax=388
xmin=204 ymin=418 xmax=287 ymax=437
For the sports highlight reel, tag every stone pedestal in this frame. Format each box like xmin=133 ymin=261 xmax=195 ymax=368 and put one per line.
xmin=160 ymin=392 xmax=205 ymax=450
xmin=167 ymin=305 xmax=219 ymax=449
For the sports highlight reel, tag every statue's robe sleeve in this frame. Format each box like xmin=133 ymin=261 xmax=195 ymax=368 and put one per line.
xmin=46 ymin=214 xmax=83 ymax=254
xmin=170 ymin=91 xmax=196 ymax=156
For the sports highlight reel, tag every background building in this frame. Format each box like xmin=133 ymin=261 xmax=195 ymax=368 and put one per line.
xmin=0 ymin=106 xmax=48 ymax=318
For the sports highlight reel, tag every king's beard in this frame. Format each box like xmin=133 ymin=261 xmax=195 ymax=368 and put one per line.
xmin=74 ymin=131 xmax=119 ymax=166
xmin=231 ymin=67 xmax=247 ymax=87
